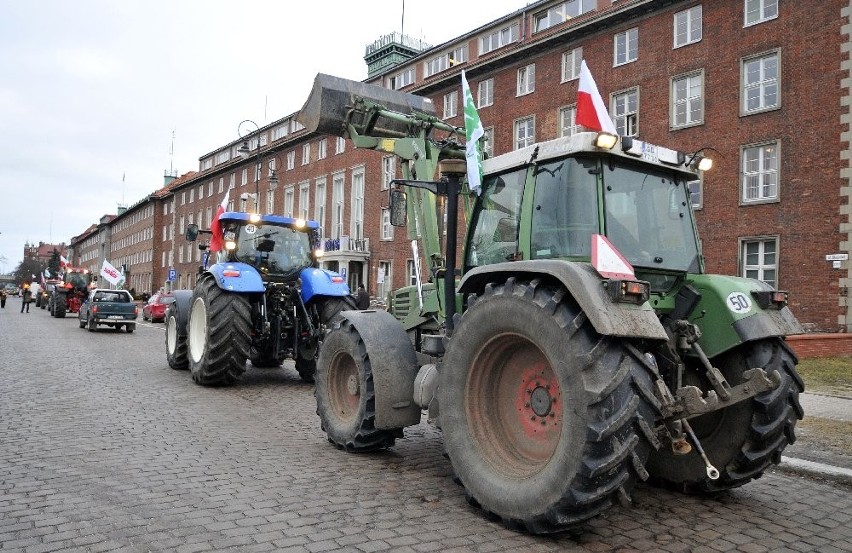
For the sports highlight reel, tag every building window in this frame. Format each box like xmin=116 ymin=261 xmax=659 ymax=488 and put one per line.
xmin=180 ymin=192 xmax=186 ymax=205
xmin=745 ymin=0 xmax=778 ymax=27
xmin=614 ymin=28 xmax=638 ymax=66
xmin=335 ymin=137 xmax=346 ymax=154
xmin=382 ymin=156 xmax=396 ymax=190
xmin=559 ymin=105 xmax=578 ymax=137
xmin=674 ymin=5 xmax=702 ymax=48
xmin=671 ymin=71 xmax=704 ymax=128
xmin=533 ymin=0 xmax=595 ymax=32
xmin=332 ymin=173 xmax=345 ymax=239
xmin=483 ymin=127 xmax=494 ymax=158
xmin=612 ymin=88 xmax=638 ymax=136
xmin=206 ymin=206 xmax=212 ymax=227
xmin=480 ymin=23 xmax=519 ymax=54
xmin=284 ymin=186 xmax=295 ymax=217
xmin=268 ymin=159 xmax=276 ymax=177
xmin=443 ymin=90 xmax=458 ymax=118
xmin=424 ymin=45 xmax=468 ymax=77
xmin=241 ymin=168 xmax=248 ymax=187
xmin=561 ymin=47 xmax=582 ymax=82
xmin=315 ymin=178 xmax=327 ymax=233
xmin=381 ymin=209 xmax=393 ymax=240
xmin=317 ymin=139 xmax=327 ymax=160
xmin=688 ymin=178 xmax=703 ymax=209
xmin=391 ymin=68 xmax=414 ymax=90
xmin=741 ymin=142 xmax=779 ymax=203
xmin=478 ymin=78 xmax=494 ymax=108
xmin=298 ymin=181 xmax=310 ymax=220
xmin=742 ymin=51 xmax=780 ymax=115
xmin=514 ymin=116 xmax=535 ymax=150
xmin=266 ymin=188 xmax=275 ymax=214
xmin=287 ymin=150 xmax=296 ymax=170
xmin=377 ymin=261 xmax=392 ymax=301
xmin=741 ymin=238 xmax=777 ymax=288
xmin=351 ymin=169 xmax=365 ymax=239
xmin=301 ymin=144 xmax=310 ymax=165
xmin=517 ymin=64 xmax=535 ymax=96
xmin=210 ymin=181 xmax=215 ymax=197
xmin=406 ymin=260 xmax=417 ymax=285
xmin=227 ymin=174 xmax=234 ymax=192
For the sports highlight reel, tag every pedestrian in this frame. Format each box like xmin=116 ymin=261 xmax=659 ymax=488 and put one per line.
xmin=20 ymin=286 xmax=32 ymax=313
xmin=0 ymin=288 xmax=6 ymax=308
xmin=355 ymin=283 xmax=370 ymax=310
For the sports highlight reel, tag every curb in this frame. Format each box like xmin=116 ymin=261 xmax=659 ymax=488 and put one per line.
xmin=777 ymin=456 xmax=852 ymax=486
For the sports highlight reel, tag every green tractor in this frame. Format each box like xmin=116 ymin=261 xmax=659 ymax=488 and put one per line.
xmin=298 ymin=74 xmax=804 ymax=533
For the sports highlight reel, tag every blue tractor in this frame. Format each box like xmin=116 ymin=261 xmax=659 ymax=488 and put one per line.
xmin=165 ymin=212 xmax=355 ymax=385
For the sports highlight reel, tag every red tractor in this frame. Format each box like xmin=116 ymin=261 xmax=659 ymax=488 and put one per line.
xmin=49 ymin=267 xmax=93 ymax=317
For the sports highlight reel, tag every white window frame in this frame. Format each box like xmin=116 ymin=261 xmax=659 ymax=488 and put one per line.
xmin=406 ymin=259 xmax=417 ymax=286
xmin=611 ymin=88 xmax=639 ymax=137
xmin=424 ymin=45 xmax=468 ymax=77
xmin=688 ymin=177 xmax=703 ymax=210
xmin=741 ymin=141 xmax=780 ymax=204
xmin=744 ymin=0 xmax=778 ymax=27
xmin=382 ymin=156 xmax=396 ymax=190
xmin=301 ymin=143 xmax=310 ymax=166
xmin=477 ymin=78 xmax=494 ymax=108
xmin=241 ymin=168 xmax=248 ymax=187
xmin=514 ymin=116 xmax=535 ymax=150
xmin=443 ymin=90 xmax=458 ymax=118
xmin=674 ymin=5 xmax=702 ymax=48
xmin=286 ymin=150 xmax=296 ymax=170
xmin=283 ymin=186 xmax=295 ymax=217
xmin=483 ymin=127 xmax=494 ymax=158
xmin=479 ymin=23 xmax=519 ymax=54
xmin=381 ymin=209 xmax=394 ymax=240
xmin=740 ymin=237 xmax=778 ymax=288
xmin=377 ymin=261 xmax=392 ymax=301
xmin=335 ymin=137 xmax=346 ymax=155
xmin=317 ymin=138 xmax=327 ymax=160
xmin=298 ymin=181 xmax=310 ymax=220
xmin=533 ymin=0 xmax=595 ymax=33
xmin=559 ymin=104 xmax=578 ymax=137
xmin=671 ymin=70 xmax=704 ymax=129
xmin=332 ymin=172 xmax=345 ymax=239
xmin=614 ymin=27 xmax=638 ymax=66
xmin=391 ymin=68 xmax=414 ymax=90
xmin=350 ymin=168 xmax=365 ymax=239
xmin=315 ymin=177 xmax=327 ymax=233
xmin=741 ymin=50 xmax=780 ymax=115
xmin=561 ymin=47 xmax=583 ymax=82
xmin=266 ymin=188 xmax=275 ymax=214
xmin=517 ymin=64 xmax=535 ymax=96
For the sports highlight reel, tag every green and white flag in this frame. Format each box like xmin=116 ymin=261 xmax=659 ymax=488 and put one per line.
xmin=461 ymin=70 xmax=484 ymax=195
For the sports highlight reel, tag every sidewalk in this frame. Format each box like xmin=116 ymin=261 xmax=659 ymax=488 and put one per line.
xmin=798 ymin=392 xmax=852 ymax=422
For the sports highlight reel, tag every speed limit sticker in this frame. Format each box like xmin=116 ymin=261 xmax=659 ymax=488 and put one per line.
xmin=245 ymin=224 xmax=257 ymax=234
xmin=726 ymin=292 xmax=753 ymax=314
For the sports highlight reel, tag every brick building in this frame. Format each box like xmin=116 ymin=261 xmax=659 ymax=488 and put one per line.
xmin=23 ymin=241 xmax=67 ymax=265
xmin=65 ymin=0 xmax=852 ymax=332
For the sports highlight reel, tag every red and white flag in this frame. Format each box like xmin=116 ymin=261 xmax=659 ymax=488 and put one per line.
xmin=576 ymin=60 xmax=617 ymax=134
xmin=209 ymin=186 xmax=231 ymax=252
xmin=59 ymin=254 xmax=68 ymax=268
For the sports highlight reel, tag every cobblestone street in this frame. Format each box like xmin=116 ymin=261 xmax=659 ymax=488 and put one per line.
xmin=1 ymin=298 xmax=851 ymax=552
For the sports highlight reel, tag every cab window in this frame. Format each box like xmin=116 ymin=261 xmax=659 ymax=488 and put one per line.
xmin=466 ymin=168 xmax=526 ymax=268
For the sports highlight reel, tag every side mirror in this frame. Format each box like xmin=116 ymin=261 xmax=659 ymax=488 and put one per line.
xmin=389 ymin=189 xmax=407 ymax=227
xmin=185 ymin=224 xmax=199 ymax=242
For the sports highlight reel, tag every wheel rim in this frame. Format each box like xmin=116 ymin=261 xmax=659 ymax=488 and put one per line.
xmin=166 ymin=316 xmax=177 ymax=355
xmin=188 ymin=297 xmax=207 ymax=364
xmin=327 ymin=351 xmax=360 ymax=424
xmin=465 ymin=333 xmax=562 ymax=479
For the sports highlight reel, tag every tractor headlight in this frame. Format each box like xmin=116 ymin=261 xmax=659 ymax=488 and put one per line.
xmin=249 ymin=213 xmax=261 ymax=223
xmin=595 ymin=132 xmax=618 ymax=150
xmin=314 ymin=249 xmax=324 ymax=259
xmin=294 ymin=218 xmax=306 ymax=229
xmin=225 ymin=240 xmax=237 ymax=251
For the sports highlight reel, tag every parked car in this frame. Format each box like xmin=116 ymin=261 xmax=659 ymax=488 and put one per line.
xmin=142 ymin=292 xmax=175 ymax=323
xmin=78 ymin=289 xmax=138 ymax=333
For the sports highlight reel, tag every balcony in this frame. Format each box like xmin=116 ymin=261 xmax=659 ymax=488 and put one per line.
xmin=323 ymin=236 xmax=370 ymax=253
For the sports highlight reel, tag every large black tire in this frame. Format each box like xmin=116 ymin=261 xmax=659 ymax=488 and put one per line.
xmin=187 ymin=274 xmax=252 ymax=386
xmin=646 ymin=338 xmax=803 ymax=493
xmin=125 ymin=324 xmax=135 ymax=333
xmin=315 ymin=320 xmax=400 ymax=451
xmin=296 ymin=295 xmax=359 ymax=383
xmin=438 ymin=278 xmax=659 ymax=534
xmin=55 ymin=301 xmax=66 ymax=318
xmin=165 ymin=309 xmax=188 ymax=371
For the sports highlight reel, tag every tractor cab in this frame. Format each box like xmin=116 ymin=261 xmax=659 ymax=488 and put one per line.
xmin=219 ymin=216 xmax=317 ymax=280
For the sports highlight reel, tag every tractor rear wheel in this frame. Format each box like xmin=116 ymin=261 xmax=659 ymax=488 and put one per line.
xmin=55 ymin=301 xmax=66 ymax=318
xmin=646 ymin=338 xmax=803 ymax=493
xmin=165 ymin=309 xmax=188 ymax=370
xmin=188 ymin=274 xmax=252 ymax=386
xmin=315 ymin=320 xmax=399 ymax=451
xmin=439 ymin=278 xmax=659 ymax=534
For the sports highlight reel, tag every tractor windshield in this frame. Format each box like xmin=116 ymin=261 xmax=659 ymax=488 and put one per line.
xmin=602 ymin=161 xmax=700 ymax=273
xmin=66 ymin=272 xmax=88 ymax=289
xmin=231 ymin=223 xmax=312 ymax=277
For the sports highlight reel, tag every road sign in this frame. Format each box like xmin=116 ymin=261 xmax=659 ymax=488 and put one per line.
xmin=825 ymin=253 xmax=849 ymax=261
xmin=168 ymin=268 xmax=177 ymax=282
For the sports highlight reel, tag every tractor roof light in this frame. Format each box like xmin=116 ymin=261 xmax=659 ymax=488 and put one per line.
xmin=314 ymin=249 xmax=325 ymax=259
xmin=294 ymin=218 xmax=306 ymax=229
xmin=225 ymin=240 xmax=237 ymax=251
xmin=697 ymin=157 xmax=714 ymax=172
xmin=604 ymin=279 xmax=650 ymax=305
xmin=595 ymin=132 xmax=618 ymax=150
xmin=249 ymin=213 xmax=261 ymax=223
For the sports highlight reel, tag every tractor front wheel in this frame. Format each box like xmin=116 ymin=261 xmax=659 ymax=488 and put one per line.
xmin=315 ymin=320 xmax=399 ymax=451
xmin=439 ymin=278 xmax=659 ymax=534
xmin=646 ymin=338 xmax=803 ymax=493
xmin=165 ymin=309 xmax=188 ymax=370
xmin=187 ymin=275 xmax=252 ymax=386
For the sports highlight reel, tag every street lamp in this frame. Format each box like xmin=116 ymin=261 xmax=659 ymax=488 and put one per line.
xmin=237 ymin=119 xmax=278 ymax=213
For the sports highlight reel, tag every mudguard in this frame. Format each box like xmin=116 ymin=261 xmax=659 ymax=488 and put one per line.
xmin=208 ymin=262 xmax=265 ymax=293
xmin=168 ymin=290 xmax=194 ymax=337
xmin=339 ymin=309 xmax=422 ymax=430
xmin=458 ymin=260 xmax=669 ymax=340
xmin=687 ymin=274 xmax=804 ymax=359
xmin=299 ymin=267 xmax=351 ymax=303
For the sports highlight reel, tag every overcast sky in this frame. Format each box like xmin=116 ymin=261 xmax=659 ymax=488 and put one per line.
xmin=0 ymin=0 xmax=527 ymax=272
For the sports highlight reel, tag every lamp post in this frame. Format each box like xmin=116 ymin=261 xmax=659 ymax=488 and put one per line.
xmin=237 ymin=119 xmax=278 ymax=213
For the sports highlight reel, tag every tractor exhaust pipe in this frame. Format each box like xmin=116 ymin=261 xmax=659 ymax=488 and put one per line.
xmin=296 ymin=73 xmax=437 ymax=139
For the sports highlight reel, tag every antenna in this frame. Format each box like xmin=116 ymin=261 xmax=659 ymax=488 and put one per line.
xmin=122 ymin=172 xmax=126 ymax=205
xmin=401 ymin=0 xmax=405 ymax=35
xmin=264 ymin=95 xmax=268 ymax=123
xmin=169 ymin=130 xmax=175 ymax=174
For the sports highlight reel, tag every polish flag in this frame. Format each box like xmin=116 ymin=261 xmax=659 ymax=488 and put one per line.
xmin=59 ymin=254 xmax=68 ymax=268
xmin=576 ymin=60 xmax=617 ymax=134
xmin=209 ymin=187 xmax=231 ymax=252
